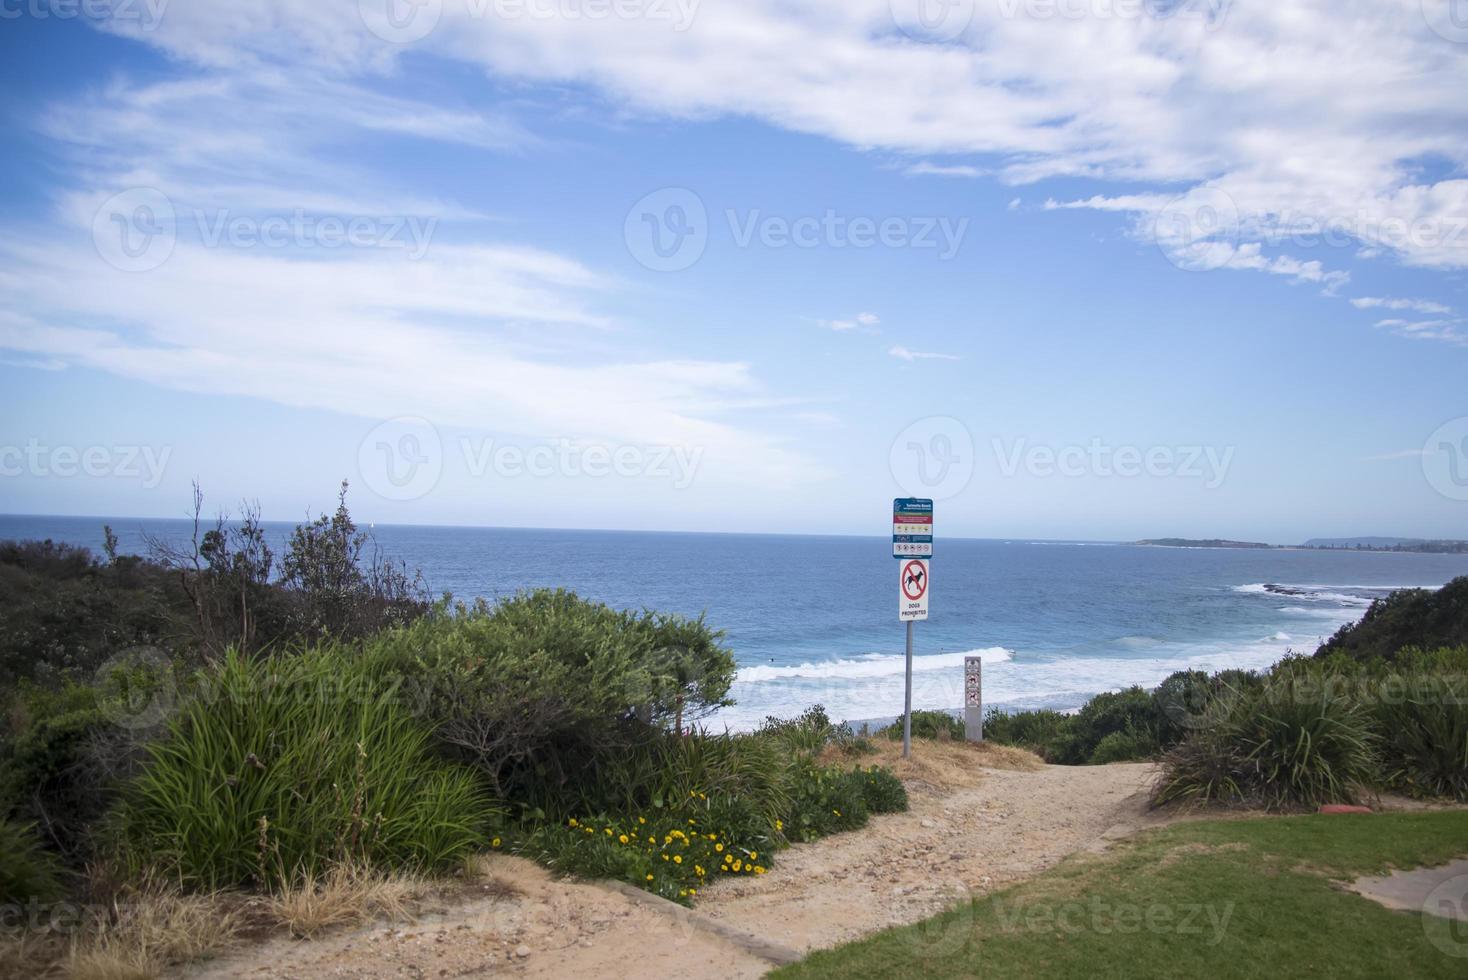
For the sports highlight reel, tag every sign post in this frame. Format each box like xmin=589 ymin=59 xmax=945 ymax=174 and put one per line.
xmin=965 ymin=656 xmax=983 ymax=742
xmin=894 ymin=498 xmax=933 ymax=759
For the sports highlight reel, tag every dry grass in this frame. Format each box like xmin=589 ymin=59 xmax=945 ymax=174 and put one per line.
xmin=461 ymin=854 xmax=528 ymax=901
xmin=826 ymin=738 xmax=1044 ymax=796
xmin=64 ymin=886 xmax=245 ymax=980
xmin=0 ymin=929 xmax=65 ymax=979
xmin=266 ymin=863 xmax=426 ymax=939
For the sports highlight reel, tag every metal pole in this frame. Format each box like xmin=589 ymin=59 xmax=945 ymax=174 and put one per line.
xmin=902 ymin=619 xmax=913 ymax=759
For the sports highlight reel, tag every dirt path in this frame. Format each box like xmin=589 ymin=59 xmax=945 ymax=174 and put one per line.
xmin=184 ymin=743 xmax=1167 ymax=979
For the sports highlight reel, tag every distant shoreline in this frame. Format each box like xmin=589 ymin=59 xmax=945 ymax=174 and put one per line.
xmin=1135 ymin=537 xmax=1468 ymax=555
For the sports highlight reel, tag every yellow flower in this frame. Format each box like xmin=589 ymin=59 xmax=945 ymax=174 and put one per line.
xmin=832 ymin=810 xmax=841 ymax=817
xmin=491 ymin=837 xmax=502 ymax=849
xmin=638 ymin=817 xmax=646 ymax=825
xmin=679 ymin=889 xmax=688 ymax=898
xmin=605 ymin=828 xmax=614 ymax=836
xmin=695 ymin=865 xmax=705 ymax=876
xmin=775 ymin=820 xmax=783 ymax=831
xmin=673 ymin=855 xmax=683 ymax=864
xmin=646 ymin=874 xmax=654 ymax=881
xmin=698 ymin=792 xmax=707 ymax=800
xmin=662 ymin=854 xmax=670 ymax=861
xmin=648 ymin=836 xmax=656 ymax=844
xmin=715 ymin=843 xmax=724 ymax=852
xmin=568 ymin=819 xmax=579 ymax=828
xmin=732 ymin=860 xmax=743 ymax=872
xmin=689 ymin=888 xmax=697 ymax=896
xmin=619 ymin=835 xmax=630 ymax=844
xmin=754 ymin=866 xmax=766 ymax=875
xmin=749 ymin=851 xmax=758 ymax=860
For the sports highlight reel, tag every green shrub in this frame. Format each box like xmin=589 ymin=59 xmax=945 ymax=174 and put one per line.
xmin=528 ymin=800 xmax=776 ymax=905
xmin=877 ymin=710 xmax=964 ymax=742
xmin=981 ymin=708 xmax=1070 ymax=758
xmin=783 ymin=763 xmax=870 ymax=842
xmin=1088 ymin=728 xmax=1159 ymax=764
xmin=0 ymin=819 xmax=65 ymax=905
xmin=0 ymin=682 xmax=149 ymax=867
xmin=569 ymin=727 xmax=795 ymax=827
xmin=1154 ymin=676 xmax=1379 ymax=810
xmin=385 ymin=590 xmax=736 ymax=802
xmin=1056 ymin=687 xmax=1160 ymax=764
xmin=1367 ymin=667 xmax=1468 ymax=800
xmin=856 ymin=766 xmax=909 ymax=813
xmin=122 ymin=647 xmax=491 ymax=888
xmin=1315 ymin=577 xmax=1468 ymax=663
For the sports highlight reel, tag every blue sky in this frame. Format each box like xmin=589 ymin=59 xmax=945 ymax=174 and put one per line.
xmin=1 ymin=1 xmax=1466 ymax=543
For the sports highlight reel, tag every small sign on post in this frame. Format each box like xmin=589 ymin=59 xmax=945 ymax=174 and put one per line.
xmin=965 ymin=656 xmax=983 ymax=742
xmin=893 ymin=497 xmax=933 ymax=760
xmin=898 ymin=558 xmax=929 ymax=621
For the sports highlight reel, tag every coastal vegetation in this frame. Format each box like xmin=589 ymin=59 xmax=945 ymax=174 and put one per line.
xmin=972 ymin=578 xmax=1468 ymax=808
xmin=1314 ymin=577 xmax=1468 ymax=662
xmin=0 ymin=490 xmax=907 ymax=977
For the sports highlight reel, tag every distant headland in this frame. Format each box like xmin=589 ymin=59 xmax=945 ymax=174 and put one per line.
xmin=1135 ymin=537 xmax=1468 ymax=554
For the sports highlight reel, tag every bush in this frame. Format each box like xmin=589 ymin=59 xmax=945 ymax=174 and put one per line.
xmin=877 ymin=709 xmax=964 ymax=742
xmin=0 ymin=682 xmax=149 ymax=867
xmin=122 ymin=648 xmax=491 ymax=889
xmin=1088 ymin=728 xmax=1159 ymax=764
xmin=1153 ymin=675 xmax=1380 ymax=810
xmin=1367 ymin=666 xmax=1468 ymax=800
xmin=387 ymin=590 xmax=737 ymax=803
xmin=528 ymin=801 xmax=775 ymax=905
xmin=857 ymin=766 xmax=909 ymax=813
xmin=982 ymin=708 xmax=1070 ymax=758
xmin=1315 ymin=577 xmax=1468 ymax=663
xmin=0 ymin=819 xmax=65 ymax=905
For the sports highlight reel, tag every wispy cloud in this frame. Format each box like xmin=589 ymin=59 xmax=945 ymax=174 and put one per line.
xmin=904 ymin=161 xmax=983 ymax=179
xmin=0 ymin=63 xmax=829 ymax=488
xmin=889 ymin=345 xmax=959 ymax=362
xmin=1351 ymin=297 xmax=1453 ymax=315
xmin=1373 ymin=318 xmax=1468 ymax=346
xmin=812 ymin=312 xmax=880 ymax=332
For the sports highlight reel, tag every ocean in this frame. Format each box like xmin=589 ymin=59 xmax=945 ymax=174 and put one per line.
xmin=5 ymin=514 xmax=1467 ymax=731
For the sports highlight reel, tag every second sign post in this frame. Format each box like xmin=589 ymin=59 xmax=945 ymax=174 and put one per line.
xmin=893 ymin=497 xmax=933 ymax=759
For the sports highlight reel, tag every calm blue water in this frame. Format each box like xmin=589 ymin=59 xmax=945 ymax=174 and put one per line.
xmin=6 ymin=514 xmax=1468 ymax=730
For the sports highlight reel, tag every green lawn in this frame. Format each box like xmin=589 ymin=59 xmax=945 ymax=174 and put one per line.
xmin=774 ymin=811 xmax=1468 ymax=979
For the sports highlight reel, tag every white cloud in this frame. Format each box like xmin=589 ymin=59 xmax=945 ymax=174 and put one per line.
xmin=1362 ymin=448 xmax=1428 ymax=461
xmin=888 ymin=345 xmax=958 ymax=362
xmin=1224 ymin=243 xmax=1351 ymax=294
xmin=76 ymin=2 xmax=1468 ymax=290
xmin=1350 ymin=297 xmax=1453 ymax=314
xmin=1372 ymin=317 xmax=1468 ymax=346
xmin=813 ymin=312 xmax=880 ymax=332
xmin=904 ymin=161 xmax=983 ymax=179
xmin=0 ymin=63 xmax=828 ymax=489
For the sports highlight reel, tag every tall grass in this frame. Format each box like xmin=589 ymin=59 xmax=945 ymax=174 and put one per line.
xmin=122 ymin=648 xmax=491 ymax=888
xmin=1369 ymin=670 xmax=1468 ymax=800
xmin=0 ymin=819 xmax=65 ymax=904
xmin=1154 ymin=676 xmax=1379 ymax=810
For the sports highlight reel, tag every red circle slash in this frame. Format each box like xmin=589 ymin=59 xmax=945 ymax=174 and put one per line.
xmin=901 ymin=560 xmax=927 ymax=601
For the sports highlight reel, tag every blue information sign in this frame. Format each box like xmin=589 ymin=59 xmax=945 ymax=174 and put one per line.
xmin=892 ymin=497 xmax=933 ymax=559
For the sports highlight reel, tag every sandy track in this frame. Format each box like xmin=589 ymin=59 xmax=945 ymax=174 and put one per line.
xmin=183 ymin=744 xmax=1165 ymax=979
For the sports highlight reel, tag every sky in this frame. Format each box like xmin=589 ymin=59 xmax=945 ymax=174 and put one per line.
xmin=0 ymin=0 xmax=1466 ymax=543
